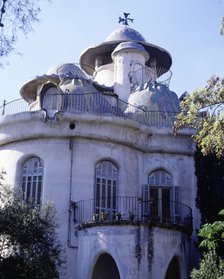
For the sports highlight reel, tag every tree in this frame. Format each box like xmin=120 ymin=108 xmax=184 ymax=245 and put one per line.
xmin=191 ymin=250 xmax=224 ymax=279
xmin=198 ymin=210 xmax=224 ymax=255
xmin=0 ymin=0 xmax=50 ymax=67
xmin=191 ymin=210 xmax=224 ymax=279
xmin=174 ymin=76 xmax=224 ymax=158
xmin=221 ymin=16 xmax=224 ymax=35
xmin=0 ymin=172 xmax=65 ymax=279
xmin=194 ymin=149 xmax=224 ymax=223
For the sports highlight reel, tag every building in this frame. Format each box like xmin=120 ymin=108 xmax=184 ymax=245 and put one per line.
xmin=0 ymin=16 xmax=200 ymax=279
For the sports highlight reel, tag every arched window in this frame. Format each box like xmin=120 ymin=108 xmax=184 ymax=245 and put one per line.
xmin=40 ymin=83 xmax=62 ymax=110
xmin=95 ymin=160 xmax=118 ymax=216
xmin=21 ymin=157 xmax=43 ymax=205
xmin=143 ymin=170 xmax=179 ymax=222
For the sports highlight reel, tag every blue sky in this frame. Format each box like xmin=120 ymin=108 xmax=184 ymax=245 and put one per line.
xmin=1 ymin=0 xmax=223 ymax=102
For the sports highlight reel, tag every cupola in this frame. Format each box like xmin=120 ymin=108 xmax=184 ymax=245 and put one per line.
xmin=79 ymin=18 xmax=172 ymax=102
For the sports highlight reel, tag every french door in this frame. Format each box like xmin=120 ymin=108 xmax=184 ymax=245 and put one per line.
xmin=150 ymin=187 xmax=171 ymax=222
xmin=143 ymin=170 xmax=175 ymax=221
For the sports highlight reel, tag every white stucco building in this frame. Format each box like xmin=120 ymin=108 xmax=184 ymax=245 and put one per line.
xmin=0 ymin=18 xmax=200 ymax=279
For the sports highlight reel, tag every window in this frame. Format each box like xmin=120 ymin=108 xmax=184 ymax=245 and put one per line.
xmin=21 ymin=157 xmax=43 ymax=205
xmin=95 ymin=161 xmax=118 ymax=216
xmin=143 ymin=170 xmax=179 ymax=222
xmin=40 ymin=83 xmax=62 ymax=110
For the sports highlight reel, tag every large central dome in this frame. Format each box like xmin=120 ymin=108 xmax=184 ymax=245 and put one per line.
xmin=105 ymin=26 xmax=146 ymax=42
xmin=79 ymin=26 xmax=172 ymax=76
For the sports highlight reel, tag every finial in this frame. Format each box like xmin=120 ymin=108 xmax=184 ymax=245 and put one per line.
xmin=118 ymin=12 xmax=134 ymax=26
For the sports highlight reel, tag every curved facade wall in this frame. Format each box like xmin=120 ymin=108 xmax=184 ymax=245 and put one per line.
xmin=0 ymin=111 xmax=199 ymax=278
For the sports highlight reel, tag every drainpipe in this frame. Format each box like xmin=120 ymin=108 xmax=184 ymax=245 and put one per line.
xmin=67 ymin=138 xmax=77 ymax=248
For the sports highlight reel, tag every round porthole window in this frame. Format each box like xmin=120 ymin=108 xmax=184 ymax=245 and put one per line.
xmin=69 ymin=123 xmax=75 ymax=130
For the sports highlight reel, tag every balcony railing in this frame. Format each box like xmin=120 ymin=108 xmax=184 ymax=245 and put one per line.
xmin=0 ymin=92 xmax=179 ymax=128
xmin=74 ymin=196 xmax=192 ymax=233
xmin=128 ymin=66 xmax=172 ymax=90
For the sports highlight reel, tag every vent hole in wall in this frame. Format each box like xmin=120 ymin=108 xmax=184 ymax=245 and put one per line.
xmin=69 ymin=123 xmax=75 ymax=130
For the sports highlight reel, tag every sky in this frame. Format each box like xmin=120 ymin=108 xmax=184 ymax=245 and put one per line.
xmin=0 ymin=0 xmax=223 ymax=102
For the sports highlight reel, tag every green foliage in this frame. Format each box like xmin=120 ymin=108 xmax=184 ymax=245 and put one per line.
xmin=174 ymin=76 xmax=224 ymax=158
xmin=198 ymin=210 xmax=224 ymax=256
xmin=0 ymin=172 xmax=65 ymax=279
xmin=191 ymin=250 xmax=224 ymax=279
xmin=191 ymin=211 xmax=224 ymax=279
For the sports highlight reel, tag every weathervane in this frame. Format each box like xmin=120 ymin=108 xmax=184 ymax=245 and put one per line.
xmin=118 ymin=12 xmax=134 ymax=26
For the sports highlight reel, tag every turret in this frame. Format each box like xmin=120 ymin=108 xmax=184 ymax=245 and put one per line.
xmin=79 ymin=24 xmax=172 ymax=102
xmin=111 ymin=42 xmax=149 ymax=101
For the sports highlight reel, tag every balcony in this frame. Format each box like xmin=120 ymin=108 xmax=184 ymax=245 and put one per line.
xmin=0 ymin=92 xmax=178 ymax=128
xmin=73 ymin=196 xmax=192 ymax=234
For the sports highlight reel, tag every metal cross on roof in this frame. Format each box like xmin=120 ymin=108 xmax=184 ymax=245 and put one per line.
xmin=118 ymin=12 xmax=134 ymax=26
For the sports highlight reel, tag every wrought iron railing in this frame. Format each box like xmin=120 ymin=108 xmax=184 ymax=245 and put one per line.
xmin=128 ymin=66 xmax=172 ymax=90
xmin=0 ymin=92 xmax=179 ymax=128
xmin=74 ymin=196 xmax=192 ymax=233
xmin=0 ymin=99 xmax=29 ymax=116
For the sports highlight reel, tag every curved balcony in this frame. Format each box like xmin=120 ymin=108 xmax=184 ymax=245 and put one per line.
xmin=73 ymin=196 xmax=192 ymax=234
xmin=0 ymin=92 xmax=178 ymax=128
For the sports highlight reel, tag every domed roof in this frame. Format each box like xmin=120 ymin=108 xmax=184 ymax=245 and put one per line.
xmin=105 ymin=26 xmax=146 ymax=42
xmin=79 ymin=26 xmax=172 ymax=76
xmin=46 ymin=63 xmax=88 ymax=79
xmin=20 ymin=63 xmax=92 ymax=103
xmin=127 ymin=83 xmax=180 ymax=113
xmin=112 ymin=42 xmax=149 ymax=61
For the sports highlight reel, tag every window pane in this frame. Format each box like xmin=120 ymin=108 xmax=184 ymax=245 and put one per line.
xmin=174 ymin=187 xmax=180 ymax=216
xmin=96 ymin=178 xmax=100 ymax=208
xmin=148 ymin=170 xmax=172 ymax=187
xmin=113 ymin=181 xmax=116 ymax=209
xmin=107 ymin=180 xmax=111 ymax=208
xmin=108 ymin=164 xmax=112 ymax=178
xmin=162 ymin=189 xmax=171 ymax=221
xmin=22 ymin=177 xmax=26 ymax=193
xmin=37 ymin=176 xmax=42 ymax=205
xmin=32 ymin=176 xmax=37 ymax=200
xmin=27 ymin=176 xmax=31 ymax=202
xmin=102 ymin=179 xmax=106 ymax=208
xmin=102 ymin=162 xmax=107 ymax=177
xmin=150 ymin=188 xmax=158 ymax=219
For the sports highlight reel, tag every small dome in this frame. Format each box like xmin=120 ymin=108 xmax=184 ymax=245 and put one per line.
xmin=105 ymin=26 xmax=146 ymax=42
xmin=127 ymin=83 xmax=180 ymax=113
xmin=112 ymin=42 xmax=149 ymax=61
xmin=46 ymin=63 xmax=88 ymax=80
xmin=20 ymin=63 xmax=94 ymax=103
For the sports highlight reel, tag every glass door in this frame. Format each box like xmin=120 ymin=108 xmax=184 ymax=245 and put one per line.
xmin=150 ymin=187 xmax=171 ymax=222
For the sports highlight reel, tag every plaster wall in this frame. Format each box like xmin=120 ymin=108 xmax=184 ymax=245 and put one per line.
xmin=0 ymin=112 xmax=197 ymax=210
xmin=0 ymin=112 xmax=198 ymax=278
xmin=76 ymin=225 xmax=190 ymax=279
xmin=151 ymin=227 xmax=190 ymax=279
xmin=94 ymin=63 xmax=114 ymax=87
xmin=113 ymin=51 xmax=147 ymax=101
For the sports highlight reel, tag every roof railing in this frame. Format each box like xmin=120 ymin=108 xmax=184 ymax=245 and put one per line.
xmin=128 ymin=66 xmax=172 ymax=92
xmin=0 ymin=92 xmax=179 ymax=128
